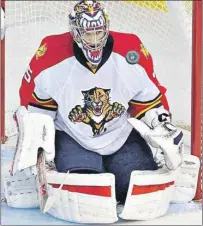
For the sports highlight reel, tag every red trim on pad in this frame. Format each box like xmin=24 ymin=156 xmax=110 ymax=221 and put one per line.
xmin=131 ymin=181 xmax=175 ymax=195
xmin=50 ymin=184 xmax=112 ymax=197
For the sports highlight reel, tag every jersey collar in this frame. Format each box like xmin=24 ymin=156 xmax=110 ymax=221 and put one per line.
xmin=73 ymin=34 xmax=114 ymax=74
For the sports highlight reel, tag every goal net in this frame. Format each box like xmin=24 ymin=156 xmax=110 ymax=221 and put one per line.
xmin=2 ymin=0 xmax=194 ymax=136
xmin=1 ymin=1 xmax=202 ymax=199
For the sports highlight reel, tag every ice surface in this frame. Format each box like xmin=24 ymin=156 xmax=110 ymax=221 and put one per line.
xmin=1 ymin=202 xmax=202 ymax=225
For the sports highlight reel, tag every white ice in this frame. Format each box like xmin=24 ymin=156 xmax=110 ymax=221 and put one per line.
xmin=1 ymin=202 xmax=202 ymax=225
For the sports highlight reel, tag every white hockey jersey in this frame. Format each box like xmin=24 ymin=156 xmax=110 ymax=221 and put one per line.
xmin=19 ymin=31 xmax=168 ymax=155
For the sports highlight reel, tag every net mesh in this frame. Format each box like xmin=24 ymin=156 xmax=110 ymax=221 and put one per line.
xmin=4 ymin=1 xmax=192 ymax=137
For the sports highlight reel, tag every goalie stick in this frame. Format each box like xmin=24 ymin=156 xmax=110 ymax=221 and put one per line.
xmin=36 ymin=148 xmax=49 ymax=212
xmin=43 ymin=170 xmax=70 ymax=213
xmin=36 ymin=148 xmax=69 ymax=213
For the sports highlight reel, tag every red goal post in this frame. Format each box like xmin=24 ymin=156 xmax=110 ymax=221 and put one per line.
xmin=1 ymin=0 xmax=5 ymax=143
xmin=191 ymin=0 xmax=202 ymax=201
xmin=0 ymin=0 xmax=202 ymax=200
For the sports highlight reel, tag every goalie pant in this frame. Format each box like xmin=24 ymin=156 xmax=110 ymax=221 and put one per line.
xmin=54 ymin=128 xmax=158 ymax=204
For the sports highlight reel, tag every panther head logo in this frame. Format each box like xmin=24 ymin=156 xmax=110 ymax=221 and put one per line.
xmin=82 ymin=87 xmax=110 ymax=116
xmin=69 ymin=87 xmax=125 ymax=136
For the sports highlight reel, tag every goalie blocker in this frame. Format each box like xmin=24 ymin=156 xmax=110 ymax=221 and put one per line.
xmin=11 ymin=106 xmax=55 ymax=175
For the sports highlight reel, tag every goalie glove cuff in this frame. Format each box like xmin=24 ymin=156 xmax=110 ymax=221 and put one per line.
xmin=141 ymin=107 xmax=171 ymax=129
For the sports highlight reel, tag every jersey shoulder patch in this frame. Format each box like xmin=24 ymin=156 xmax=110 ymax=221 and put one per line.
xmin=35 ymin=43 xmax=47 ymax=60
xmin=31 ymin=32 xmax=74 ymax=75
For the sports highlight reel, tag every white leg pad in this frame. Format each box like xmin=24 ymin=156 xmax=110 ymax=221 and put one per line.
xmin=119 ymin=168 xmax=176 ymax=220
xmin=46 ymin=170 xmax=118 ymax=223
xmin=2 ymin=161 xmax=39 ymax=208
xmin=171 ymin=154 xmax=201 ymax=203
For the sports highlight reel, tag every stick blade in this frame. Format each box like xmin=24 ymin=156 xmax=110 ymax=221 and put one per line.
xmin=36 ymin=148 xmax=49 ymax=212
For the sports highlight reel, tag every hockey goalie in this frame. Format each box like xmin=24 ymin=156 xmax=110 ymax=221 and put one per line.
xmin=2 ymin=0 xmax=200 ymax=224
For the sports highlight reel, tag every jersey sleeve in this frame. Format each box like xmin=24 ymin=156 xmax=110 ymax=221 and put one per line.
xmin=19 ymin=32 xmax=72 ymax=118
xmin=135 ymin=36 xmax=169 ymax=110
xmin=111 ymin=31 xmax=169 ymax=110
xmin=19 ymin=37 xmax=58 ymax=119
xmin=128 ymin=65 xmax=163 ymax=119
xmin=27 ymin=75 xmax=58 ymax=118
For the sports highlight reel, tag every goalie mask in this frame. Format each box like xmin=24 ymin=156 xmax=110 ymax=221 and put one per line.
xmin=69 ymin=0 xmax=109 ymax=65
